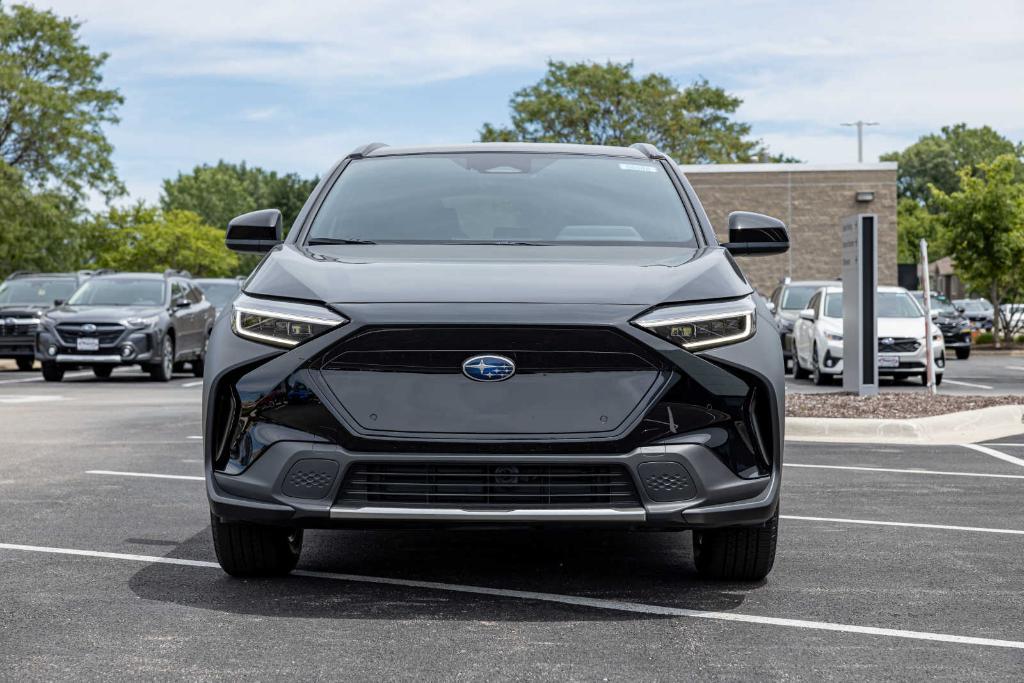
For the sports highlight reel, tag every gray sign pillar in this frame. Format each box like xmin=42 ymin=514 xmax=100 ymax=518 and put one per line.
xmin=841 ymin=214 xmax=878 ymax=396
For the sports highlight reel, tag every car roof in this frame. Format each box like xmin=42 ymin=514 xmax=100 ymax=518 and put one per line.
xmin=193 ymin=278 xmax=241 ymax=283
xmin=363 ymin=142 xmax=650 ymax=159
xmin=817 ymin=285 xmax=909 ymax=294
xmin=93 ymin=273 xmax=168 ymax=280
xmin=782 ymin=280 xmax=838 ymax=288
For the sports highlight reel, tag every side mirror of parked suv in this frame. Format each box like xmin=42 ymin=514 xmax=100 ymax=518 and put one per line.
xmin=173 ymin=297 xmax=190 ymax=309
xmin=723 ymin=211 xmax=790 ymax=256
xmin=799 ymin=308 xmax=815 ymax=321
xmin=53 ymin=298 xmax=65 ymax=306
xmin=226 ymin=209 xmax=284 ymax=253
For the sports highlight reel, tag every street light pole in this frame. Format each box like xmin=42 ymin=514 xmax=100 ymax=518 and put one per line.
xmin=841 ymin=121 xmax=879 ymax=162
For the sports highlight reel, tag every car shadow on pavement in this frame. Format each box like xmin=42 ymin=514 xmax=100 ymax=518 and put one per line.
xmin=128 ymin=527 xmax=761 ymax=622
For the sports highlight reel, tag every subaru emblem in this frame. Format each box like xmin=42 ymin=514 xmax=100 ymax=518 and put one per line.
xmin=82 ymin=323 xmax=97 ymax=333
xmin=462 ymin=354 xmax=515 ymax=382
xmin=881 ymin=337 xmax=894 ymax=345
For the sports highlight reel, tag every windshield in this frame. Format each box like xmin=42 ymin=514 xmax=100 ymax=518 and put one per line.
xmin=306 ymin=153 xmax=698 ymax=246
xmin=0 ymin=278 xmax=76 ymax=305
xmin=780 ymin=285 xmax=824 ymax=311
xmin=67 ymin=278 xmax=165 ymax=306
xmin=825 ymin=291 xmax=923 ymax=318
xmin=196 ymin=282 xmax=240 ymax=309
xmin=958 ymin=299 xmax=992 ymax=312
xmin=913 ymin=292 xmax=956 ymax=315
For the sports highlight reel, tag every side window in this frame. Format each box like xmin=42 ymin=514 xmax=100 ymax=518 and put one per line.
xmin=170 ymin=280 xmax=186 ymax=302
xmin=807 ymin=292 xmax=821 ymax=319
xmin=186 ymin=283 xmax=203 ymax=304
xmin=770 ymin=287 xmax=781 ymax=308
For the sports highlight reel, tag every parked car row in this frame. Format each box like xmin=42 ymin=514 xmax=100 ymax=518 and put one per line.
xmin=0 ymin=269 xmax=243 ymax=381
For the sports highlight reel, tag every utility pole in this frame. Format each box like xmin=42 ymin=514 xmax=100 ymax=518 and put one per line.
xmin=841 ymin=120 xmax=879 ymax=162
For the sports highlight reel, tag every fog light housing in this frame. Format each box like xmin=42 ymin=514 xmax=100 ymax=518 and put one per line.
xmin=121 ymin=344 xmax=135 ymax=358
xmin=47 ymin=345 xmax=57 ymax=356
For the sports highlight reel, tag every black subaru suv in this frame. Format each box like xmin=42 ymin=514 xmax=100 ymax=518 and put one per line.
xmin=0 ymin=271 xmax=99 ymax=370
xmin=912 ymin=291 xmax=973 ymax=359
xmin=36 ymin=271 xmax=216 ymax=381
xmin=204 ymin=143 xmax=789 ymax=581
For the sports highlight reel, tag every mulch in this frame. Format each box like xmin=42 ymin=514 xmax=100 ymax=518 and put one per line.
xmin=786 ymin=392 xmax=1023 ymax=419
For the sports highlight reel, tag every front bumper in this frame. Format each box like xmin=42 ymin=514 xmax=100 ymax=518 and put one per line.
xmin=203 ymin=299 xmax=784 ymax=531
xmin=36 ymin=328 xmax=163 ymax=365
xmin=818 ymin=338 xmax=945 ymax=376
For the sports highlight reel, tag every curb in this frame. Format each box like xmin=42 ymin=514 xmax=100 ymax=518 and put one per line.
xmin=785 ymin=404 xmax=1024 ymax=445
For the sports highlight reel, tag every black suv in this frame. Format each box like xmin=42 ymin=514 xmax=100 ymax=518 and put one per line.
xmin=36 ymin=271 xmax=216 ymax=381
xmin=0 ymin=271 xmax=100 ymax=370
xmin=912 ymin=291 xmax=973 ymax=359
xmin=204 ymin=142 xmax=789 ymax=581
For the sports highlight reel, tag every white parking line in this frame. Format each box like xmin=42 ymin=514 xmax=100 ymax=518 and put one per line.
xmin=0 ymin=541 xmax=1022 ymax=651
xmin=962 ymin=443 xmax=1024 ymax=468
xmin=781 ymin=515 xmax=1024 ymax=536
xmin=942 ymin=379 xmax=994 ymax=390
xmin=186 ymin=435 xmax=202 ymax=440
xmin=86 ymin=470 xmax=203 ymax=481
xmin=1005 ymin=365 xmax=1024 ymax=371
xmin=786 ymin=463 xmax=1024 ymax=480
xmin=0 ymin=395 xmax=65 ymax=404
xmin=181 ymin=380 xmax=203 ymax=388
xmin=986 ymin=443 xmax=1024 ymax=447
xmin=0 ymin=371 xmax=91 ymax=385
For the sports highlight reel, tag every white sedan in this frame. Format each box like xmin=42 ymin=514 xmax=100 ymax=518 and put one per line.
xmin=792 ymin=285 xmax=945 ymax=386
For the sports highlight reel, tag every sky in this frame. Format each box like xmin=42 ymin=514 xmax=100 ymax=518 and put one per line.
xmin=33 ymin=0 xmax=1024 ymax=209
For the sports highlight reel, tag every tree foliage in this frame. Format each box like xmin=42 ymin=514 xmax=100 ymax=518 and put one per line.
xmin=0 ymin=161 xmax=83 ymax=276
xmin=0 ymin=3 xmax=123 ymax=199
xmin=930 ymin=155 xmax=1024 ymax=344
xmin=882 ymin=124 xmax=1023 ymax=204
xmin=480 ymin=60 xmax=793 ymax=163
xmin=160 ymin=160 xmax=318 ymax=231
xmin=895 ymin=197 xmax=943 ymax=264
xmin=85 ymin=206 xmax=239 ymax=277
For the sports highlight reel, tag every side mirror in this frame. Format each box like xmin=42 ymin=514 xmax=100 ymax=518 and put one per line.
xmin=226 ymin=209 xmax=283 ymax=253
xmin=53 ymin=299 xmax=65 ymax=306
xmin=930 ymin=311 xmax=939 ymax=320
xmin=799 ymin=308 xmax=815 ymax=321
xmin=766 ymin=301 xmax=777 ymax=314
xmin=956 ymin=305 xmax=965 ymax=314
xmin=723 ymin=212 xmax=790 ymax=256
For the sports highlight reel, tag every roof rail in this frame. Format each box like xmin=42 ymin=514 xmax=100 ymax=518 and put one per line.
xmin=78 ymin=268 xmax=116 ymax=277
xmin=347 ymin=142 xmax=389 ymax=159
xmin=7 ymin=270 xmax=34 ymax=279
xmin=629 ymin=142 xmax=666 ymax=160
xmin=163 ymin=268 xmax=192 ymax=279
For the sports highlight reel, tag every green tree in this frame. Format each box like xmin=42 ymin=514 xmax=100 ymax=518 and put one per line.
xmin=0 ymin=162 xmax=83 ymax=277
xmin=0 ymin=3 xmax=124 ymax=199
xmin=86 ymin=207 xmax=239 ymax=277
xmin=479 ymin=60 xmax=793 ymax=163
xmin=882 ymin=124 xmax=1023 ymax=204
xmin=931 ymin=154 xmax=1024 ymax=345
xmin=896 ymin=197 xmax=944 ymax=264
xmin=160 ymin=161 xmax=318 ymax=230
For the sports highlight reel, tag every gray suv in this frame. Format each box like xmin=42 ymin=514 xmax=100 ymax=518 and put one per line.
xmin=36 ymin=271 xmax=215 ymax=381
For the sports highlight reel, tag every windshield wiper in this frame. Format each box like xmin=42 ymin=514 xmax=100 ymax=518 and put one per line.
xmin=450 ymin=240 xmax=548 ymax=246
xmin=307 ymin=237 xmax=377 ymax=245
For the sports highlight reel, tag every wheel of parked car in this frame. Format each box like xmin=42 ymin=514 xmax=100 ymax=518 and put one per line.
xmin=811 ymin=345 xmax=831 ymax=386
xmin=16 ymin=358 xmax=33 ymax=371
xmin=920 ymin=372 xmax=944 ymax=386
xmin=692 ymin=510 xmax=778 ymax=580
xmin=792 ymin=353 xmax=809 ymax=380
xmin=148 ymin=336 xmax=174 ymax=382
xmin=41 ymin=362 xmax=64 ymax=382
xmin=210 ymin=512 xmax=303 ymax=577
xmin=955 ymin=347 xmax=970 ymax=360
xmin=93 ymin=366 xmax=113 ymax=379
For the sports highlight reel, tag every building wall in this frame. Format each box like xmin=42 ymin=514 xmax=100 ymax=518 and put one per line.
xmin=680 ymin=163 xmax=898 ymax=295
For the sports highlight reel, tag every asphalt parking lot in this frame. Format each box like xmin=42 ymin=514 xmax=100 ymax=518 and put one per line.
xmin=786 ymin=351 xmax=1024 ymax=395
xmin=2 ymin=366 xmax=1024 ymax=679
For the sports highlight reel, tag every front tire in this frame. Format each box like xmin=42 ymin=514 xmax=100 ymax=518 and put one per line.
xmin=210 ymin=512 xmax=303 ymax=577
xmin=41 ymin=362 xmax=64 ymax=382
xmin=693 ymin=510 xmax=778 ymax=581
xmin=955 ymin=347 xmax=970 ymax=360
xmin=148 ymin=336 xmax=174 ymax=382
xmin=16 ymin=357 xmax=33 ymax=371
xmin=811 ymin=345 xmax=831 ymax=386
xmin=792 ymin=351 xmax=810 ymax=380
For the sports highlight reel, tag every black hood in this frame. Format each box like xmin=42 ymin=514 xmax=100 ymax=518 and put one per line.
xmin=0 ymin=303 xmax=49 ymax=317
xmin=44 ymin=304 xmax=165 ymax=323
xmin=244 ymin=244 xmax=752 ymax=305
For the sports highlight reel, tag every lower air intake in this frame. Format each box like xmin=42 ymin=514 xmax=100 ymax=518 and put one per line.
xmin=337 ymin=462 xmax=641 ymax=509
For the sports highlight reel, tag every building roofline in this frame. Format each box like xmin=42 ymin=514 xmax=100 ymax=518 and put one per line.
xmin=677 ymin=162 xmax=897 ymax=174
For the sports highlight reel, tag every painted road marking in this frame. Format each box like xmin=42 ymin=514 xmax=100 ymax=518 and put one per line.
xmin=781 ymin=515 xmax=1024 ymax=536
xmin=0 ymin=395 xmax=64 ymax=404
xmin=984 ymin=442 xmax=1024 ymax=447
xmin=962 ymin=443 xmax=1024 ymax=468
xmin=186 ymin=435 xmax=202 ymax=440
xmin=86 ymin=470 xmax=203 ymax=481
xmin=0 ymin=542 xmax=1022 ymax=651
xmin=181 ymin=380 xmax=203 ymax=388
xmin=0 ymin=371 xmax=90 ymax=385
xmin=786 ymin=463 xmax=1024 ymax=480
xmin=942 ymin=379 xmax=994 ymax=390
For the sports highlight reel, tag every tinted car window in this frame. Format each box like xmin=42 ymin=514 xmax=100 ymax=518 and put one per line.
xmin=0 ymin=278 xmax=76 ymax=305
xmin=307 ymin=153 xmax=697 ymax=245
xmin=780 ymin=285 xmax=821 ymax=311
xmin=186 ymin=284 xmax=203 ymax=304
xmin=195 ymin=282 xmax=239 ymax=309
xmin=826 ymin=291 xmax=922 ymax=318
xmin=69 ymin=279 xmax=165 ymax=306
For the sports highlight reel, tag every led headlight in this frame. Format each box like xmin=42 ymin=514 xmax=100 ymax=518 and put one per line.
xmin=824 ymin=331 xmax=843 ymax=342
xmin=231 ymin=294 xmax=345 ymax=348
xmin=633 ymin=298 xmax=756 ymax=351
xmin=124 ymin=315 xmax=160 ymax=329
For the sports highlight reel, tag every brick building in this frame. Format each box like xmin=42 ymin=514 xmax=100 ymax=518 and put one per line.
xmin=680 ymin=162 xmax=898 ymax=295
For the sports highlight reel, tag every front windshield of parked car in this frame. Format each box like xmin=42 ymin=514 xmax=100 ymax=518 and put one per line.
xmin=0 ymin=278 xmax=76 ymax=305
xmin=929 ymin=296 xmax=957 ymax=315
xmin=67 ymin=278 xmax=165 ymax=306
xmin=781 ymin=286 xmax=821 ymax=311
xmin=824 ymin=291 xmax=923 ymax=318
xmin=306 ymin=153 xmax=698 ymax=246
xmin=957 ymin=300 xmax=984 ymax=312
xmin=196 ymin=282 xmax=239 ymax=309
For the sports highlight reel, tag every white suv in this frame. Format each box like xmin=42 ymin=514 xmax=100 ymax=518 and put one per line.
xmin=792 ymin=285 xmax=944 ymax=386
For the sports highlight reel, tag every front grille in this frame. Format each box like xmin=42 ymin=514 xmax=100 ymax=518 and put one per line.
xmin=879 ymin=337 xmax=919 ymax=353
xmin=0 ymin=321 xmax=36 ymax=337
xmin=337 ymin=462 xmax=641 ymax=509
xmin=56 ymin=323 xmax=125 ymax=346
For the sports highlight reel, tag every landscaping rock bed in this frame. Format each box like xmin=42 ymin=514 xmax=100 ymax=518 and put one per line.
xmin=786 ymin=392 xmax=1023 ymax=419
